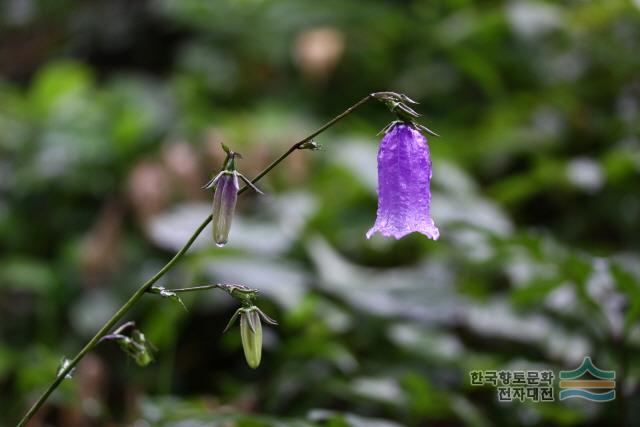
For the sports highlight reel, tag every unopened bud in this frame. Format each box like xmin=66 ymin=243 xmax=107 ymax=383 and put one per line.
xmin=240 ymin=308 xmax=262 ymax=369
xmin=100 ymin=322 xmax=154 ymax=367
xmin=205 ymin=145 xmax=263 ymax=247
xmin=130 ymin=330 xmax=154 ymax=367
xmin=212 ymin=172 xmax=239 ymax=247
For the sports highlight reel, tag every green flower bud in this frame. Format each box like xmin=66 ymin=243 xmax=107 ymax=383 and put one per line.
xmin=135 ymin=351 xmax=153 ymax=367
xmin=240 ymin=308 xmax=262 ymax=369
xmin=223 ymin=302 xmax=276 ymax=369
xmin=101 ymin=323 xmax=155 ymax=367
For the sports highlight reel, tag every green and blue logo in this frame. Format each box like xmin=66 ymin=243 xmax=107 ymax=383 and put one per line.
xmin=559 ymin=357 xmax=615 ymax=402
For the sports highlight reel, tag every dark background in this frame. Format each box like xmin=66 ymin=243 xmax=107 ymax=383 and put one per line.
xmin=1 ymin=0 xmax=640 ymax=426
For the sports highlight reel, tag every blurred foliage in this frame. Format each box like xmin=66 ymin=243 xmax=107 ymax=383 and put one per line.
xmin=1 ymin=0 xmax=640 ymax=426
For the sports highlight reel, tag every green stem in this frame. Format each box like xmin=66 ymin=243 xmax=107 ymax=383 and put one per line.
xmin=16 ymin=94 xmax=373 ymax=427
xmin=161 ymin=284 xmax=224 ymax=293
xmin=238 ymin=94 xmax=372 ymax=193
xmin=16 ymin=215 xmax=211 ymax=427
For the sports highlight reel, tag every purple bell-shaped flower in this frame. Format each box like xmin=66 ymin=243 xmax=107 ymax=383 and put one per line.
xmin=367 ymin=122 xmax=439 ymax=240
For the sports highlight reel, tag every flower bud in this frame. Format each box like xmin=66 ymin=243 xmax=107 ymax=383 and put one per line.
xmin=212 ymin=172 xmax=239 ymax=247
xmin=131 ymin=330 xmax=154 ymax=366
xmin=205 ymin=145 xmax=263 ymax=247
xmin=101 ymin=323 xmax=155 ymax=367
xmin=240 ymin=308 xmax=262 ymax=369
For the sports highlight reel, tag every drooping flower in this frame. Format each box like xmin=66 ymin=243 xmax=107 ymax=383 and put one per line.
xmin=223 ymin=304 xmax=278 ymax=369
xmin=204 ymin=144 xmax=262 ymax=247
xmin=210 ymin=172 xmax=239 ymax=247
xmin=240 ymin=308 xmax=262 ymax=369
xmin=366 ymin=122 xmax=439 ymax=240
xmin=99 ymin=322 xmax=155 ymax=367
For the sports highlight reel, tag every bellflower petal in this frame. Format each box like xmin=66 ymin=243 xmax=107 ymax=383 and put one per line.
xmin=367 ymin=123 xmax=439 ymax=240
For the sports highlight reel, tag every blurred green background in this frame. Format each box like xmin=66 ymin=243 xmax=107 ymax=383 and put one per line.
xmin=2 ymin=0 xmax=640 ymax=426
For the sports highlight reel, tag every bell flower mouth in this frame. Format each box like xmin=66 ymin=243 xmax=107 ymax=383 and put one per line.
xmin=366 ymin=221 xmax=440 ymax=240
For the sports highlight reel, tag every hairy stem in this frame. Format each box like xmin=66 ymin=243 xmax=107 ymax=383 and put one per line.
xmin=17 ymin=94 xmax=373 ymax=427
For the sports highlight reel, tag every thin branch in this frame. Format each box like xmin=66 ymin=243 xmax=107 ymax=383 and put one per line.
xmin=16 ymin=93 xmax=375 ymax=427
xmin=164 ymin=284 xmax=222 ymax=293
xmin=238 ymin=94 xmax=372 ymax=194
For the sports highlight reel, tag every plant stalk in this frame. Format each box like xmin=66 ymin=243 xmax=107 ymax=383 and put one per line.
xmin=160 ymin=284 xmax=224 ymax=293
xmin=17 ymin=94 xmax=373 ymax=427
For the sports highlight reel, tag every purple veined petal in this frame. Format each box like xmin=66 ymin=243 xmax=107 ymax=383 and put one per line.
xmin=212 ymin=172 xmax=240 ymax=247
xmin=367 ymin=123 xmax=439 ymax=240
